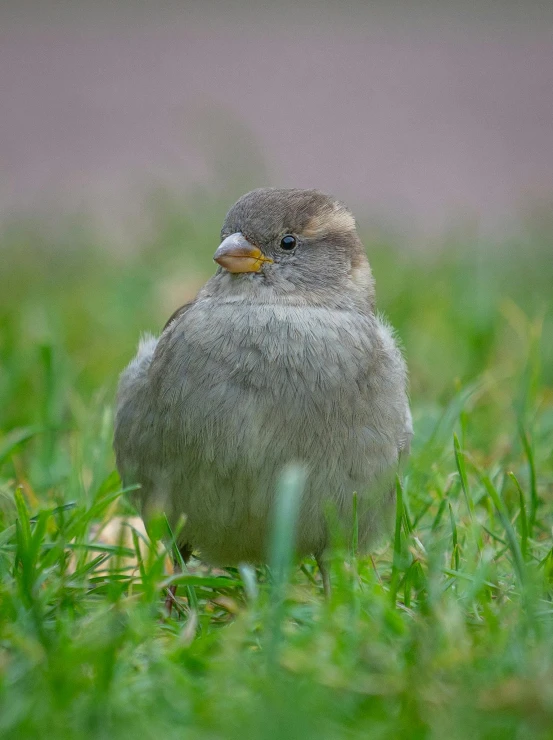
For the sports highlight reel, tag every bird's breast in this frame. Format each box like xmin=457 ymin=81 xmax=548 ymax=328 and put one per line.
xmin=151 ymin=300 xmax=385 ymax=479
xmin=163 ymin=301 xmax=374 ymax=400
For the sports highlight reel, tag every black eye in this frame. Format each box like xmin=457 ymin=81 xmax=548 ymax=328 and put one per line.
xmin=280 ymin=234 xmax=297 ymax=251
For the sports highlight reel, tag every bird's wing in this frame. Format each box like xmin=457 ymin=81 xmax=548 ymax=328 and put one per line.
xmin=163 ymin=300 xmax=195 ymax=331
xmin=114 ymin=302 xmax=194 ymax=488
xmin=398 ymin=406 xmax=413 ymax=465
xmin=113 ymin=333 xmax=159 ymax=487
xmin=371 ymin=313 xmax=413 ymax=467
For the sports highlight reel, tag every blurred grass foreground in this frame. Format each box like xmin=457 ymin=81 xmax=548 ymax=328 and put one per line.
xmin=1 ymin=197 xmax=553 ymax=739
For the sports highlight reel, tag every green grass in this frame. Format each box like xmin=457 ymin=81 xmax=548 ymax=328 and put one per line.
xmin=1 ymin=201 xmax=553 ymax=739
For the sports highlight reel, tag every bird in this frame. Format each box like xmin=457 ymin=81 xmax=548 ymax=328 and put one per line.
xmin=114 ymin=188 xmax=412 ymax=598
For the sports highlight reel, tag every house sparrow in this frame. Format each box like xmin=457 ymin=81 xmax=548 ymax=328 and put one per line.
xmin=114 ymin=188 xmax=412 ymax=595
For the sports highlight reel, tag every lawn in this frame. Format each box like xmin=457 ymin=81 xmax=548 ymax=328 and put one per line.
xmin=1 ymin=199 xmax=552 ymax=739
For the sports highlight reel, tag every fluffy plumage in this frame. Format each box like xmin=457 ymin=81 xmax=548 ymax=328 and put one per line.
xmin=114 ymin=188 xmax=412 ymax=568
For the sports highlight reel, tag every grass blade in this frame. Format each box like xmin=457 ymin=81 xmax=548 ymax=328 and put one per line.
xmin=454 ymin=433 xmax=474 ymax=519
xmin=390 ymin=476 xmax=404 ymax=605
xmin=266 ymin=464 xmax=306 ymax=669
xmin=481 ymin=474 xmax=525 ymax=588
xmin=509 ymin=471 xmax=529 ymax=562
xmin=449 ymin=502 xmax=460 ymax=571
xmin=518 ymin=423 xmax=539 ymax=536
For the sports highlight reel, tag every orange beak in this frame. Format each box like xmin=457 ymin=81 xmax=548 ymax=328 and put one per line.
xmin=213 ymin=233 xmax=273 ymax=274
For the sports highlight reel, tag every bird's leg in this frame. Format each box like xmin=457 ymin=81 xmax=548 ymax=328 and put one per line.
xmin=164 ymin=581 xmax=178 ymax=615
xmin=165 ymin=543 xmax=192 ymax=616
xmin=315 ymin=553 xmax=331 ymax=599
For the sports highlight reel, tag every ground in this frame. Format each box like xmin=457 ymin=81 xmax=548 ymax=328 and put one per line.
xmin=0 ymin=203 xmax=552 ymax=738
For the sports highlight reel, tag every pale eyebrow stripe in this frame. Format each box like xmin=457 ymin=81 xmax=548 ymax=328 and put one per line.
xmin=303 ymin=205 xmax=356 ymax=238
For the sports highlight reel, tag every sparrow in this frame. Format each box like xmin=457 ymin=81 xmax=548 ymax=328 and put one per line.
xmin=114 ymin=188 xmax=412 ymax=596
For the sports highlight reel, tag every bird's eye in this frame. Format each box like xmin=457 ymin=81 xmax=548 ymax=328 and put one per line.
xmin=280 ymin=235 xmax=297 ymax=251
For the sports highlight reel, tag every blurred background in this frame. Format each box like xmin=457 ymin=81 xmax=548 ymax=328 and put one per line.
xmin=2 ymin=8 xmax=553 ymax=737
xmin=1 ymin=0 xmax=552 ymax=473
xmin=3 ymin=1 xmax=553 ymax=239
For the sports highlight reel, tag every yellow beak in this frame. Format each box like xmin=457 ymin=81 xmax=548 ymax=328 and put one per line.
xmin=213 ymin=233 xmax=273 ymax=274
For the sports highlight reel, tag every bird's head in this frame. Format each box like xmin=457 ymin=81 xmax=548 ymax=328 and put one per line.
xmin=210 ymin=188 xmax=375 ymax=310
